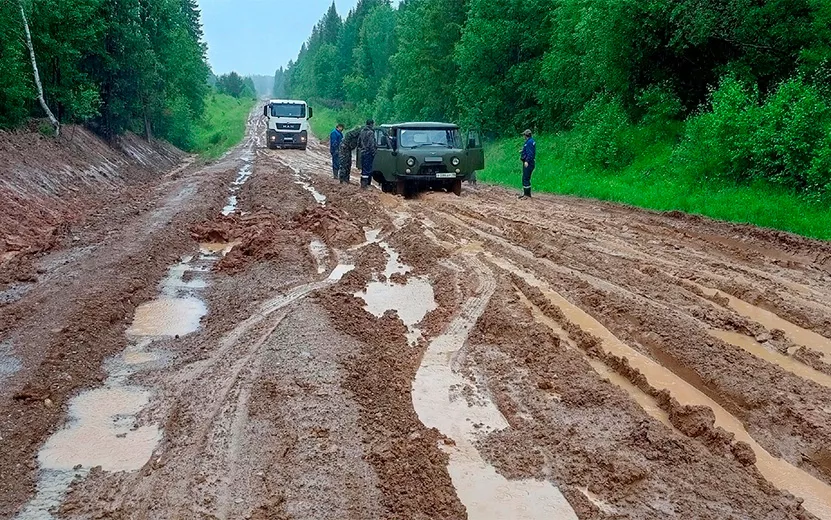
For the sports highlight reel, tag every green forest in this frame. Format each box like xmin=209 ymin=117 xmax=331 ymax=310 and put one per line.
xmin=283 ymin=0 xmax=831 ymax=238
xmin=0 ymin=0 xmax=254 ymax=154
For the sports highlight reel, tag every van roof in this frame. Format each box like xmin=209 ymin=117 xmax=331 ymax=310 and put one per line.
xmin=380 ymin=122 xmax=459 ymax=130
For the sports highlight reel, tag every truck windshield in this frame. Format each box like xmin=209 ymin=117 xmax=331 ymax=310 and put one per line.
xmin=270 ymin=103 xmax=306 ymax=118
xmin=398 ymin=129 xmax=462 ymax=149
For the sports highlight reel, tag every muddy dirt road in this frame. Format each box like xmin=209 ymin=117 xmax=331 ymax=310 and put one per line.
xmin=3 ymin=115 xmax=831 ymax=519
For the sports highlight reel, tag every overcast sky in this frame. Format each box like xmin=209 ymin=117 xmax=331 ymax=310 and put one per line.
xmin=198 ymin=0 xmax=362 ymax=77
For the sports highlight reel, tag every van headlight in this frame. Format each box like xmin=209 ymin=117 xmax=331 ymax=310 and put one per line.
xmin=406 ymin=157 xmax=416 ymax=167
xmin=451 ymin=157 xmax=460 ymax=166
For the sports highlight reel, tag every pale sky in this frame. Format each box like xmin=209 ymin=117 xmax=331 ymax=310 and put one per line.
xmin=197 ymin=0 xmax=362 ymax=76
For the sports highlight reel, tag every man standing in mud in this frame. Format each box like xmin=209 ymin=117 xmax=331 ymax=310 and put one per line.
xmin=358 ymin=120 xmax=377 ymax=189
xmin=518 ymin=129 xmax=536 ymax=199
xmin=329 ymin=124 xmax=344 ymax=179
xmin=338 ymin=126 xmax=362 ymax=183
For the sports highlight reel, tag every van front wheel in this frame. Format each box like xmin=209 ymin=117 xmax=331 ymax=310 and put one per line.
xmin=451 ymin=179 xmax=462 ymax=196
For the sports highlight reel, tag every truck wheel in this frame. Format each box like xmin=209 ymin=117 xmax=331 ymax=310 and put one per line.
xmin=381 ymin=181 xmax=394 ymax=193
xmin=452 ymin=179 xmax=462 ymax=196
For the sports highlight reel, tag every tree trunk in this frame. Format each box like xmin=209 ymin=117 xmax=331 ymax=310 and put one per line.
xmin=19 ymin=1 xmax=60 ymax=137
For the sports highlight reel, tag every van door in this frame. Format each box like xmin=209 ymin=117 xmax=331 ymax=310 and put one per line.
xmin=372 ymin=128 xmax=395 ymax=181
xmin=466 ymin=130 xmax=485 ymax=171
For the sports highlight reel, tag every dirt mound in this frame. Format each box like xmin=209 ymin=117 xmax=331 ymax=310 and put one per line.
xmin=294 ymin=206 xmax=363 ymax=247
xmin=190 ymin=212 xmax=313 ymax=274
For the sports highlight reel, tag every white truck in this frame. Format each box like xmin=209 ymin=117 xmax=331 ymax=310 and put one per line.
xmin=263 ymin=99 xmax=314 ymax=150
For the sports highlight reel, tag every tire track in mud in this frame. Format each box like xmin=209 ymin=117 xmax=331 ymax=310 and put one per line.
xmin=423 ymin=204 xmax=831 ymax=465
xmin=493 ymin=255 xmax=831 ymax=519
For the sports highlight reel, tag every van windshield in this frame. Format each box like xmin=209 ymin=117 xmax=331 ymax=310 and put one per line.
xmin=270 ymin=103 xmax=305 ymax=118
xmin=398 ymin=129 xmax=462 ymax=149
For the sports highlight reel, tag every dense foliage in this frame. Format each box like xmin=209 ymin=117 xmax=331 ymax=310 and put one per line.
xmin=284 ymin=0 xmax=831 ymax=199
xmin=0 ymin=0 xmax=210 ymax=149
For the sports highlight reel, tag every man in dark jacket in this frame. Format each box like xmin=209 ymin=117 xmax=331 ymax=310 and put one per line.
xmin=519 ymin=129 xmax=536 ymax=199
xmin=358 ymin=120 xmax=377 ymax=189
xmin=338 ymin=126 xmax=362 ymax=183
xmin=329 ymin=124 xmax=344 ymax=179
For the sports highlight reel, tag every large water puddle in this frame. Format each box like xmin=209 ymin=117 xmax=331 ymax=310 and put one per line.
xmin=126 ymin=250 xmax=219 ymax=338
xmin=412 ymin=262 xmax=578 ymax=520
xmin=493 ymin=256 xmax=831 ymax=519
xmin=695 ymin=283 xmax=831 ymax=364
xmin=354 ymin=230 xmax=436 ymax=344
xmin=710 ymin=329 xmax=831 ymax=389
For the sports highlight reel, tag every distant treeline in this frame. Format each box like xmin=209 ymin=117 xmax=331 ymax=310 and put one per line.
xmin=283 ymin=0 xmax=831 ymax=198
xmin=0 ymin=0 xmax=210 ymax=149
xmin=213 ymin=72 xmax=257 ymax=100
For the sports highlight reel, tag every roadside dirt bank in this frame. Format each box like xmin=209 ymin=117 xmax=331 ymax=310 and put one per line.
xmin=2 ymin=124 xmax=831 ymax=519
xmin=0 ymin=125 xmax=187 ymax=291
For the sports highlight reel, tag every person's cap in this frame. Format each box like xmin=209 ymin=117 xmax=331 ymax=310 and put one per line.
xmin=367 ymin=119 xmax=375 ymax=126
xmin=523 ymin=129 xmax=532 ymax=137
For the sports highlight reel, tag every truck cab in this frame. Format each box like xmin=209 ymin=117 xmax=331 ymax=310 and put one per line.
xmin=263 ymin=99 xmax=313 ymax=150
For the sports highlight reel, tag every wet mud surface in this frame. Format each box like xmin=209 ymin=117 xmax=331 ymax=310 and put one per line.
xmin=3 ymin=120 xmax=831 ymax=519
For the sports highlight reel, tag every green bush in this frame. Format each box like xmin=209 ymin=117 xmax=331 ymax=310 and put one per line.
xmin=676 ymin=75 xmax=831 ymax=199
xmin=570 ymin=93 xmax=633 ymax=169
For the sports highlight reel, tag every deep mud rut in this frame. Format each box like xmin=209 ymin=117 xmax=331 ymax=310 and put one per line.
xmin=3 ymin=115 xmax=831 ymax=519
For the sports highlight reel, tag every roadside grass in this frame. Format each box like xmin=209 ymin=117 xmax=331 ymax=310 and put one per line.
xmin=192 ymin=93 xmax=255 ymax=159
xmin=480 ymin=132 xmax=831 ymax=241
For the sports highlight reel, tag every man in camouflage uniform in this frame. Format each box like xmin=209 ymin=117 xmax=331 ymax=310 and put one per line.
xmin=338 ymin=126 xmax=362 ymax=183
xmin=358 ymin=120 xmax=377 ymax=189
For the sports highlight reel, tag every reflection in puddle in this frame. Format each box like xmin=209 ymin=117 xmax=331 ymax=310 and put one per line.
xmin=354 ymin=229 xmax=435 ymax=345
xmin=696 ymin=283 xmax=831 ymax=364
xmin=309 ymin=240 xmax=329 ymax=274
xmin=496 ymin=257 xmax=831 ymax=520
xmin=413 ymin=262 xmax=578 ymax=520
xmin=710 ymin=329 xmax=831 ymax=389
xmin=222 ymin=163 xmax=253 ymax=216
xmin=328 ymin=264 xmax=355 ymax=281
xmin=357 ymin=279 xmax=436 ymax=345
xmin=38 ymin=387 xmax=161 ymax=471
xmin=127 ymin=297 xmax=207 ymax=337
xmin=294 ymin=179 xmax=327 ymax=205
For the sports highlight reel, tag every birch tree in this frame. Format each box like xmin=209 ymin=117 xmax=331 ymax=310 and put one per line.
xmin=18 ymin=0 xmax=60 ymax=136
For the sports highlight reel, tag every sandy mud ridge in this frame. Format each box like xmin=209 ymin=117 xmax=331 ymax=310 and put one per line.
xmin=2 ymin=126 xmax=831 ymax=519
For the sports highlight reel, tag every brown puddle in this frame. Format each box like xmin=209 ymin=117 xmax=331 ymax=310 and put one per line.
xmin=126 ymin=297 xmax=207 ymax=337
xmin=492 ymin=256 xmax=831 ymax=520
xmin=710 ymin=329 xmax=831 ymax=389
xmin=199 ymin=241 xmax=238 ymax=256
xmin=695 ymin=283 xmax=831 ymax=363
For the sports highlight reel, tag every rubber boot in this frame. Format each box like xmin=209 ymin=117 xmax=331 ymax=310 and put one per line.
xmin=360 ymin=176 xmax=370 ymax=189
xmin=518 ymin=187 xmax=531 ymax=199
